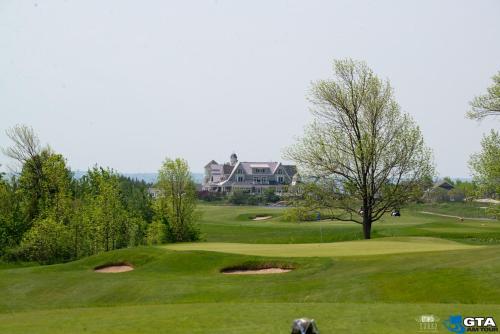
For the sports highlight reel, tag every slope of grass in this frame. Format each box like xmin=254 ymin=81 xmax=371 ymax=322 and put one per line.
xmin=1 ymin=244 xmax=500 ymax=312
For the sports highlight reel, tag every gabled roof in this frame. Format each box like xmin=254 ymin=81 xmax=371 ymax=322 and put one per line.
xmin=434 ymin=181 xmax=454 ymax=190
xmin=282 ymin=165 xmax=297 ymax=178
xmin=204 ymin=160 xmax=218 ymax=168
xmin=223 ymin=164 xmax=235 ymax=175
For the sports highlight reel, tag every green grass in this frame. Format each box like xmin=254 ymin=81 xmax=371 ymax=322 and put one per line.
xmin=1 ymin=203 xmax=500 ymax=333
xmin=163 ymin=237 xmax=483 ymax=257
xmin=2 ymin=303 xmax=499 ymax=334
xmin=197 ymin=204 xmax=500 ymax=244
xmin=408 ymin=202 xmax=497 ymax=219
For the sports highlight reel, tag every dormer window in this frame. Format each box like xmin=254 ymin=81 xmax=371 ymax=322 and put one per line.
xmin=277 ymin=169 xmax=283 ymax=175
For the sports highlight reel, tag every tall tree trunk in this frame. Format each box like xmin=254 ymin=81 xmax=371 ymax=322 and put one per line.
xmin=362 ymin=205 xmax=372 ymax=239
xmin=362 ymin=219 xmax=372 ymax=239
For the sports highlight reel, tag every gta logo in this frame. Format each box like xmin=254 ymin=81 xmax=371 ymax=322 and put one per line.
xmin=444 ymin=315 xmax=497 ymax=333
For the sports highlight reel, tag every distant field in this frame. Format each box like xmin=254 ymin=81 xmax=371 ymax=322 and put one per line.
xmin=0 ymin=203 xmax=499 ymax=333
xmin=197 ymin=204 xmax=500 ymax=244
xmin=408 ymin=202 xmax=496 ymax=219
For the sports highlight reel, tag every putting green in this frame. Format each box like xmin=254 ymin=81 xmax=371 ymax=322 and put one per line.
xmin=162 ymin=237 xmax=483 ymax=257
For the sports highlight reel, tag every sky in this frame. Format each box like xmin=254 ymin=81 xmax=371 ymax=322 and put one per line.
xmin=1 ymin=0 xmax=499 ymax=177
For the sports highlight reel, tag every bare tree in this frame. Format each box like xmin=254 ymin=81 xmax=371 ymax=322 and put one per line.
xmin=3 ymin=124 xmax=42 ymax=165
xmin=285 ymin=59 xmax=434 ymax=239
xmin=2 ymin=125 xmax=47 ymax=223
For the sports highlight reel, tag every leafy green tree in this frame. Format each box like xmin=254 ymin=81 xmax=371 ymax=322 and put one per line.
xmin=3 ymin=125 xmax=44 ymax=228
xmin=285 ymin=59 xmax=434 ymax=239
xmin=16 ymin=150 xmax=73 ymax=228
xmin=20 ymin=217 xmax=72 ymax=264
xmin=467 ymin=71 xmax=500 ymax=120
xmin=157 ymin=158 xmax=200 ymax=242
xmin=118 ymin=176 xmax=154 ymax=224
xmin=80 ymin=167 xmax=144 ymax=253
xmin=454 ymin=179 xmax=478 ymax=202
xmin=227 ymin=190 xmax=250 ymax=205
xmin=469 ymin=130 xmax=500 ymax=197
xmin=0 ymin=174 xmax=20 ymax=253
xmin=146 ymin=221 xmax=167 ymax=245
xmin=263 ymin=187 xmax=280 ymax=203
xmin=39 ymin=153 xmax=73 ymax=222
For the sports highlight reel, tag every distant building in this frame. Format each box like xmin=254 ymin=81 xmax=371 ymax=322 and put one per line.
xmin=423 ymin=180 xmax=460 ymax=202
xmin=202 ymin=153 xmax=297 ymax=195
xmin=148 ymin=187 xmax=161 ymax=199
xmin=435 ymin=181 xmax=454 ymax=191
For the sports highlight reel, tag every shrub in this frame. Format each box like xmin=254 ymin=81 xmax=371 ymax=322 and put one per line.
xmin=146 ymin=221 xmax=167 ymax=245
xmin=20 ymin=218 xmax=72 ymax=264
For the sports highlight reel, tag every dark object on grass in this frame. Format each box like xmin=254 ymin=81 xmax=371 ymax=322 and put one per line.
xmin=391 ymin=209 xmax=401 ymax=217
xmin=291 ymin=318 xmax=319 ymax=334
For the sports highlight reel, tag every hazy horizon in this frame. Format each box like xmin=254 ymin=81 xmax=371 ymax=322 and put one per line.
xmin=1 ymin=0 xmax=499 ymax=177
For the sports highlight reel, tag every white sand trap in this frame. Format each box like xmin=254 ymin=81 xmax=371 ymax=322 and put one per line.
xmin=94 ymin=264 xmax=134 ymax=273
xmin=252 ymin=216 xmax=272 ymax=221
xmin=223 ymin=268 xmax=291 ymax=275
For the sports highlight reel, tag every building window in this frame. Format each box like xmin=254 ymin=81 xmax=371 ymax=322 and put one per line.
xmin=262 ymin=176 xmax=268 ymax=184
xmin=278 ymin=176 xmax=284 ymax=184
xmin=236 ymin=169 xmax=243 ymax=174
xmin=237 ymin=176 xmax=244 ymax=182
xmin=253 ymin=176 xmax=261 ymax=183
xmin=277 ymin=169 xmax=283 ymax=175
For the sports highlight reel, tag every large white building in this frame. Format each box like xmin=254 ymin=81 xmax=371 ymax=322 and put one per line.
xmin=202 ymin=153 xmax=298 ymax=194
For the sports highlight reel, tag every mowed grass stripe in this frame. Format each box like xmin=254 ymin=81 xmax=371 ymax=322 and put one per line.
xmin=163 ymin=237 xmax=483 ymax=257
xmin=0 ymin=302 xmax=498 ymax=334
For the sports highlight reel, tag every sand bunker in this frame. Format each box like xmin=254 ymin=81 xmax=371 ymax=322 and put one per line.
xmin=252 ymin=216 xmax=272 ymax=221
xmin=94 ymin=263 xmax=134 ymax=273
xmin=221 ymin=263 xmax=294 ymax=275
xmin=223 ymin=267 xmax=291 ymax=275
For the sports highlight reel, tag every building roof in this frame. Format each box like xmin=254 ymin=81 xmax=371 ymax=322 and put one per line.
xmin=223 ymin=164 xmax=234 ymax=174
xmin=204 ymin=160 xmax=218 ymax=168
xmin=434 ymin=181 xmax=454 ymax=190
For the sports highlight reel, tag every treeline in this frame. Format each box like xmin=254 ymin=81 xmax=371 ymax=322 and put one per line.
xmin=0 ymin=125 xmax=199 ymax=264
xmin=198 ymin=188 xmax=282 ymax=205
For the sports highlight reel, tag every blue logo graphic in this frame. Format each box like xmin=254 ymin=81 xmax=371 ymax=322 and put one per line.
xmin=444 ymin=315 xmax=465 ymax=334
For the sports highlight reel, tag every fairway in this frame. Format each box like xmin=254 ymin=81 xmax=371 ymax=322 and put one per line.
xmin=1 ymin=303 xmax=499 ymax=334
xmin=163 ymin=237 xmax=483 ymax=257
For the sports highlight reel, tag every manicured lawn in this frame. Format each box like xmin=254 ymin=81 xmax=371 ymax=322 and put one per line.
xmin=163 ymin=237 xmax=483 ymax=257
xmin=0 ymin=203 xmax=499 ymax=333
